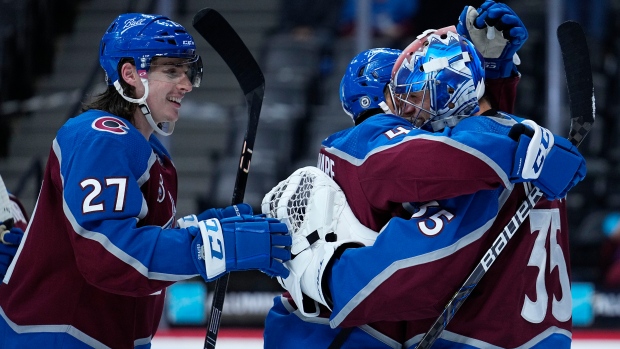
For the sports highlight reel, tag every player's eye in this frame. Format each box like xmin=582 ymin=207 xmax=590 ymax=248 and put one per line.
xmin=162 ymin=66 xmax=185 ymax=78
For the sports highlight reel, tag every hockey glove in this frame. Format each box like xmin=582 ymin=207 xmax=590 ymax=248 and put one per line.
xmin=278 ymin=239 xmax=362 ymax=317
xmin=510 ymin=120 xmax=586 ymax=200
xmin=457 ymin=0 xmax=528 ymax=79
xmin=177 ymin=203 xmax=253 ymax=228
xmin=0 ymin=224 xmax=23 ymax=278
xmin=197 ymin=203 xmax=253 ymax=221
xmin=262 ymin=166 xmax=377 ymax=255
xmin=190 ymin=215 xmax=292 ymax=282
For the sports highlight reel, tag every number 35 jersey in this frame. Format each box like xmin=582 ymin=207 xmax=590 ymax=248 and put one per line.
xmin=320 ymin=113 xmax=573 ymax=348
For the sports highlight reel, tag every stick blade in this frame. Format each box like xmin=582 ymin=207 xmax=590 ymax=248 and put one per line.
xmin=557 ymin=20 xmax=595 ymax=146
xmin=192 ymin=8 xmax=264 ymax=95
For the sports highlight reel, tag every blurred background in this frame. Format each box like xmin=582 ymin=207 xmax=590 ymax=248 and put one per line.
xmin=1 ymin=0 xmax=619 ymax=334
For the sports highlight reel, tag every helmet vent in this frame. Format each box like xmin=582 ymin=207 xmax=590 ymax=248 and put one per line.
xmin=357 ymin=66 xmax=365 ymax=77
xmin=154 ymin=38 xmax=177 ymax=45
xmin=107 ymin=23 xmax=117 ymax=33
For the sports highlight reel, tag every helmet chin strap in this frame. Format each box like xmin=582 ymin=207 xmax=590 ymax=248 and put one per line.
xmin=379 ymin=101 xmax=393 ymax=115
xmin=113 ymin=78 xmax=175 ymax=136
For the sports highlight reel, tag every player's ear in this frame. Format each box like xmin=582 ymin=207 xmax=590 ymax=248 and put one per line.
xmin=119 ymin=62 xmax=139 ymax=87
xmin=119 ymin=62 xmax=145 ymax=99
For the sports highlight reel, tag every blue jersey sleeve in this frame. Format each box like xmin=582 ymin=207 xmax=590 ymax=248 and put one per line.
xmin=56 ymin=114 xmax=197 ymax=295
xmin=326 ymin=188 xmax=503 ymax=327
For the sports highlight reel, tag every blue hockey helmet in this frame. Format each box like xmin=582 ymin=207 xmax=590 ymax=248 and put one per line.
xmin=390 ymin=27 xmax=485 ymax=131
xmin=99 ymin=13 xmax=203 ymax=88
xmin=340 ymin=48 xmax=402 ymax=124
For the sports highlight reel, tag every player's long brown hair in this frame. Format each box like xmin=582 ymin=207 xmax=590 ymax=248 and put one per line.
xmin=82 ymin=59 xmax=137 ymax=123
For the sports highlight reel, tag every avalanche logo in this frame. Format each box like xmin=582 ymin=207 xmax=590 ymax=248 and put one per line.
xmin=92 ymin=117 xmax=129 ymax=135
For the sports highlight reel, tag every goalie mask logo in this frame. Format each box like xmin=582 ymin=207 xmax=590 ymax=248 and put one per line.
xmin=92 ymin=116 xmax=129 ymax=135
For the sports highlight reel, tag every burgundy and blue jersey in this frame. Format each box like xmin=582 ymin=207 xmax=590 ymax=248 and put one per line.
xmin=0 ymin=110 xmax=199 ymax=349
xmin=265 ymin=87 xmax=573 ymax=347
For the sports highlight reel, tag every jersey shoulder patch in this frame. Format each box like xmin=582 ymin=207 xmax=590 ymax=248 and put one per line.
xmin=91 ymin=115 xmax=131 ymax=135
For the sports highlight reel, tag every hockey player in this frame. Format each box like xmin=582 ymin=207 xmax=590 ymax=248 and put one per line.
xmin=264 ymin=1 xmax=585 ymax=348
xmin=0 ymin=13 xmax=291 ymax=349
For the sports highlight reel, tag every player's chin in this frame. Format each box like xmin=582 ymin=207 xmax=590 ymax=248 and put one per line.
xmin=166 ymin=105 xmax=181 ymax=120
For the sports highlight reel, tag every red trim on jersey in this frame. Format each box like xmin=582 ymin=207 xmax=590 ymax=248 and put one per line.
xmin=155 ymin=328 xmax=263 ymax=338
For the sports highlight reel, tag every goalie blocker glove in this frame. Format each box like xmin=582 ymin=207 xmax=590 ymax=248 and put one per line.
xmin=457 ymin=0 xmax=528 ymax=79
xmin=509 ymin=119 xmax=586 ymax=200
xmin=188 ymin=215 xmax=292 ymax=281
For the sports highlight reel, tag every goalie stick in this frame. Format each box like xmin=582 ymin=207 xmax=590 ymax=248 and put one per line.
xmin=192 ymin=8 xmax=265 ymax=349
xmin=415 ymin=20 xmax=595 ymax=349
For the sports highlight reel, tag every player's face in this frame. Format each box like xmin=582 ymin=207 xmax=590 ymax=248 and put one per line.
xmin=395 ymin=90 xmax=432 ymax=127
xmin=145 ymin=58 xmax=194 ymax=124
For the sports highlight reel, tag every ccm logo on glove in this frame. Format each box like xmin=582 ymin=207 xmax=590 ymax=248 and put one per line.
xmin=197 ymin=218 xmax=226 ymax=278
xmin=524 ymin=123 xmax=552 ymax=179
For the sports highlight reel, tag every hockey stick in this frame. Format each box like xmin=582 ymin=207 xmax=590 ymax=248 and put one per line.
xmin=415 ymin=21 xmax=594 ymax=349
xmin=192 ymin=8 xmax=265 ymax=349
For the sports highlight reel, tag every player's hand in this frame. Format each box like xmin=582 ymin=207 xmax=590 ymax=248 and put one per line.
xmin=196 ymin=203 xmax=253 ymax=221
xmin=0 ymin=224 xmax=24 ymax=278
xmin=176 ymin=203 xmax=253 ymax=228
xmin=457 ymin=0 xmax=528 ymax=79
xmin=189 ymin=215 xmax=291 ymax=282
xmin=509 ymin=120 xmax=586 ymax=200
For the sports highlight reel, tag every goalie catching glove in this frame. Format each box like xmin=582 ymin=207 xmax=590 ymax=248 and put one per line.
xmin=509 ymin=119 xmax=586 ymax=200
xmin=457 ymin=0 xmax=527 ymax=79
xmin=185 ymin=215 xmax=292 ymax=281
xmin=262 ymin=166 xmax=378 ymax=316
xmin=262 ymin=166 xmax=377 ymax=254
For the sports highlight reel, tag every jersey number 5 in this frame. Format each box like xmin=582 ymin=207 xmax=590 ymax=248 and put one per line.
xmin=411 ymin=201 xmax=455 ymax=236
xmin=521 ymin=208 xmax=571 ymax=324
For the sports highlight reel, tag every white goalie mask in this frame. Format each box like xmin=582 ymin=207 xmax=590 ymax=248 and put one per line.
xmin=389 ymin=27 xmax=486 ymax=131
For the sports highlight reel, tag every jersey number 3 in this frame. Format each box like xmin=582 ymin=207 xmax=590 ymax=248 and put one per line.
xmin=521 ymin=208 xmax=571 ymax=324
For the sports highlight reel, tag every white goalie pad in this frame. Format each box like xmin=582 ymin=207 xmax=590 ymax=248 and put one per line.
xmin=261 ymin=166 xmax=377 ymax=255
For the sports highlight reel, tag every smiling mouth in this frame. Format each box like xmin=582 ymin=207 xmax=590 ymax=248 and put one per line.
xmin=167 ymin=96 xmax=182 ymax=107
